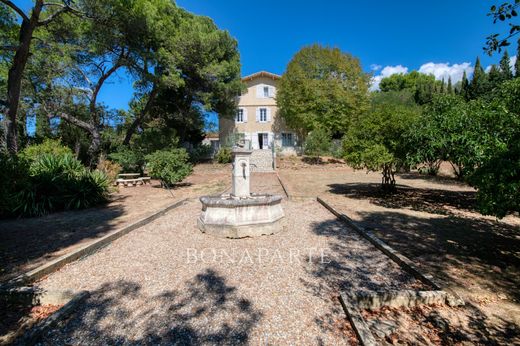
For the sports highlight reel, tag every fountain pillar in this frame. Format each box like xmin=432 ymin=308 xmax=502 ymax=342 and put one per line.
xmin=232 ymin=148 xmax=253 ymax=198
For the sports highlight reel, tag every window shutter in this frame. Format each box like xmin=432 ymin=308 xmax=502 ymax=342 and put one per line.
xmin=256 ymin=85 xmax=263 ymax=98
xmin=269 ymin=86 xmax=275 ymax=97
xmin=266 ymin=108 xmax=271 ymax=122
xmin=243 ymin=108 xmax=248 ymax=122
xmin=256 ymin=108 xmax=260 ymax=122
xmin=251 ymin=132 xmax=259 ymax=149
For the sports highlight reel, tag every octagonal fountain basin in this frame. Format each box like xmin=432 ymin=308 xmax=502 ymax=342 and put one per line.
xmin=198 ymin=193 xmax=285 ymax=239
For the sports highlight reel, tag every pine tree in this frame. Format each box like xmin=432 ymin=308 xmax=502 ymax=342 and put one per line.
xmin=447 ymin=76 xmax=453 ymax=94
xmin=488 ymin=64 xmax=502 ymax=90
xmin=515 ymin=38 xmax=520 ymax=78
xmin=469 ymin=57 xmax=487 ymax=99
xmin=461 ymin=70 xmax=469 ymax=99
xmin=499 ymin=50 xmax=513 ymax=81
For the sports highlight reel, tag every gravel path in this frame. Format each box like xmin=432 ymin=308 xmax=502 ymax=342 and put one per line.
xmin=36 ymin=198 xmax=422 ymax=345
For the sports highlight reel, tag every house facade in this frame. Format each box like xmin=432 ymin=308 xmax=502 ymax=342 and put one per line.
xmin=219 ymin=71 xmax=299 ymax=155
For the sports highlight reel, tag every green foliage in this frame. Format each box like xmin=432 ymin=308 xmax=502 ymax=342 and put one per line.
xmin=277 ymin=44 xmax=369 ymax=137
xmin=20 ymin=139 xmax=72 ymax=162
xmin=343 ymin=92 xmax=421 ymax=190
xmin=189 ymin=144 xmax=212 ymax=163
xmin=145 ymin=149 xmax=192 ymax=187
xmin=469 ymin=135 xmax=520 ymax=218
xmin=379 ymin=71 xmax=442 ymax=104
xmin=0 ymin=153 xmax=29 ymax=218
xmin=1 ymin=154 xmax=109 ymax=218
xmin=215 ymin=147 xmax=232 ymax=164
xmin=304 ymin=127 xmax=332 ymax=158
xmin=109 ymin=148 xmax=145 ymax=173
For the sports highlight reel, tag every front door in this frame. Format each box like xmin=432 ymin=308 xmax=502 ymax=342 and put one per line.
xmin=258 ymin=133 xmax=269 ymax=149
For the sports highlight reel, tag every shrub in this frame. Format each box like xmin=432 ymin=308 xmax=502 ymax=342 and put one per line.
xmin=20 ymin=138 xmax=72 ymax=162
xmin=108 ymin=147 xmax=145 ymax=173
xmin=4 ymin=154 xmax=110 ymax=218
xmin=215 ymin=147 xmax=232 ymax=164
xmin=304 ymin=127 xmax=332 ymax=158
xmin=145 ymin=149 xmax=193 ymax=187
xmin=0 ymin=153 xmax=30 ymax=218
xmin=189 ymin=144 xmax=212 ymax=163
xmin=97 ymin=156 xmax=122 ymax=183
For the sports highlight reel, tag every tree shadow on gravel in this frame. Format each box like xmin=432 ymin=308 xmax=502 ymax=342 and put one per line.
xmin=328 ymin=182 xmax=478 ymax=215
xmin=36 ymin=269 xmax=262 ymax=345
xmin=304 ymin=219 xmax=422 ymax=295
xmin=353 ymin=209 xmax=520 ymax=344
xmin=0 ymin=202 xmax=125 ymax=283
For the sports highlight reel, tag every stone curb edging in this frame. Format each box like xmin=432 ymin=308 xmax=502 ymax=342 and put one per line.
xmin=17 ymin=290 xmax=90 ymax=346
xmin=275 ymin=172 xmax=289 ymax=199
xmin=352 ymin=289 xmax=448 ymax=310
xmin=4 ymin=198 xmax=190 ymax=288
xmin=316 ymin=196 xmax=465 ymax=307
xmin=339 ymin=293 xmax=378 ymax=346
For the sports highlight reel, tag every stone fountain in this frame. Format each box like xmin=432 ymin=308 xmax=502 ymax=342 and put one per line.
xmin=198 ymin=144 xmax=285 ymax=238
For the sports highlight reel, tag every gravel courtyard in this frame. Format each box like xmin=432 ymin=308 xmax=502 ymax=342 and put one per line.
xmin=35 ymin=197 xmax=423 ymax=344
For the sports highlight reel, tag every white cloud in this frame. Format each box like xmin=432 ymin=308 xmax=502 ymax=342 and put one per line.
xmin=370 ymin=65 xmax=408 ymax=91
xmin=370 ymin=64 xmax=382 ymax=71
xmin=484 ymin=55 xmax=517 ymax=74
xmin=418 ymin=62 xmax=473 ymax=84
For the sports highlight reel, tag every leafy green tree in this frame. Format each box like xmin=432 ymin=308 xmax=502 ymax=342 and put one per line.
xmin=484 ymin=2 xmax=519 ymax=55
xmin=0 ymin=0 xmax=76 ymax=154
xmin=277 ymin=44 xmax=369 ymax=138
xmin=123 ymin=11 xmax=242 ymax=147
xmin=469 ymin=79 xmax=520 ymax=217
xmin=343 ymin=90 xmax=420 ymax=191
xmin=303 ymin=127 xmax=332 ymax=161
xmin=379 ymin=71 xmax=441 ymax=104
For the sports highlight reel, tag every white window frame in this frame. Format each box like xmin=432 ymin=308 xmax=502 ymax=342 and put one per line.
xmin=236 ymin=108 xmax=244 ymax=123
xmin=263 ymin=86 xmax=269 ymax=98
xmin=259 ymin=108 xmax=267 ymax=122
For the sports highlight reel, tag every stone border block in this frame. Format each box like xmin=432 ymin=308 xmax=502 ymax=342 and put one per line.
xmin=3 ymin=198 xmax=189 ymax=288
xmin=316 ymin=197 xmax=465 ymax=307
xmin=353 ymin=290 xmax=448 ymax=310
xmin=339 ymin=292 xmax=378 ymax=346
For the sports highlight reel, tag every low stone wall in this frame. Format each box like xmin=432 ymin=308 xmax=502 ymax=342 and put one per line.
xmin=250 ymin=150 xmax=274 ymax=172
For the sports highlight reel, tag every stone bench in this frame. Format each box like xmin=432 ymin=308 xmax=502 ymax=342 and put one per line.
xmin=115 ymin=178 xmax=142 ymax=187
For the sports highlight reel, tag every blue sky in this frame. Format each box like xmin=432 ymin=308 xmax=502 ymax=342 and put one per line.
xmin=14 ymin=1 xmax=517 ymax=112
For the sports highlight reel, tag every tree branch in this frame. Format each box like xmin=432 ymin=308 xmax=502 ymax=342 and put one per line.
xmin=48 ymin=111 xmax=94 ymax=132
xmin=37 ymin=5 xmax=71 ymax=26
xmin=0 ymin=0 xmax=30 ymax=22
xmin=0 ymin=45 xmax=19 ymax=51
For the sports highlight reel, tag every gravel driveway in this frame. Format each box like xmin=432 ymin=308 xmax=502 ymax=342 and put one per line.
xmin=35 ymin=198 xmax=422 ymax=345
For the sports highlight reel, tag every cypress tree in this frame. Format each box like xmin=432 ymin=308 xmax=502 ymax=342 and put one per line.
xmin=440 ymin=78 xmax=445 ymax=93
xmin=488 ymin=64 xmax=502 ymax=89
xmin=499 ymin=50 xmax=513 ymax=80
xmin=515 ymin=38 xmax=520 ymax=78
xmin=447 ymin=76 xmax=453 ymax=94
xmin=461 ymin=70 xmax=469 ymax=99
xmin=469 ymin=57 xmax=487 ymax=99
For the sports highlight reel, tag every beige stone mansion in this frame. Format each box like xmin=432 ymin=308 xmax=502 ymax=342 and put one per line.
xmin=219 ymin=71 xmax=299 ymax=156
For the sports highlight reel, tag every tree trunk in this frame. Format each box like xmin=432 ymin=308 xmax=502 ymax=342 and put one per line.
xmin=122 ymin=85 xmax=158 ymax=146
xmin=5 ymin=1 xmax=44 ymax=155
xmin=381 ymin=163 xmax=396 ymax=192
